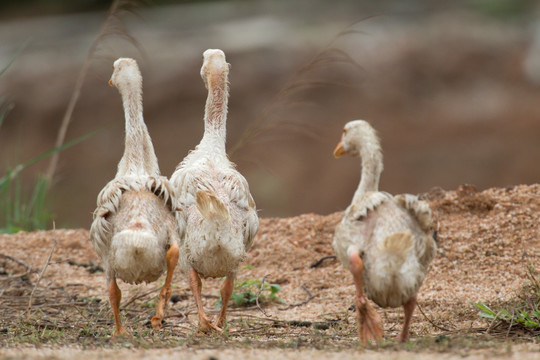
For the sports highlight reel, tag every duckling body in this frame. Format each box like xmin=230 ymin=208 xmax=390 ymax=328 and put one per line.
xmin=174 ymin=147 xmax=257 ymax=279
xmin=334 ymin=191 xmax=435 ymax=308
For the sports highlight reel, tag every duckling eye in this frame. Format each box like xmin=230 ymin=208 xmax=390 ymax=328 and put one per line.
xmin=343 ymin=128 xmax=348 ymax=134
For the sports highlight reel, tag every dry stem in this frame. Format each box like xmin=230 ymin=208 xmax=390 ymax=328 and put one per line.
xmin=25 ymin=237 xmax=57 ymax=320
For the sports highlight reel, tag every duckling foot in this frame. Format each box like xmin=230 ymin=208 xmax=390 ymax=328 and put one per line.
xmin=189 ymin=269 xmax=222 ymax=334
xmin=214 ymin=274 xmax=235 ymax=330
xmin=396 ymin=295 xmax=416 ymax=343
xmin=356 ymin=296 xmax=383 ymax=346
xmin=112 ymin=326 xmax=130 ymax=338
xmin=151 ymin=244 xmax=180 ymax=332
xmin=151 ymin=316 xmax=164 ymax=331
xmin=349 ymin=251 xmax=383 ymax=346
xmin=198 ymin=315 xmax=222 ymax=333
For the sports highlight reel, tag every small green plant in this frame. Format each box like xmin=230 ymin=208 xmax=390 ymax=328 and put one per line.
xmin=0 ymin=174 xmax=51 ymax=233
xmin=0 ymin=50 xmax=98 ymax=233
xmin=216 ymin=279 xmax=283 ymax=307
xmin=473 ymin=265 xmax=540 ymax=334
xmin=0 ymin=131 xmax=95 ymax=233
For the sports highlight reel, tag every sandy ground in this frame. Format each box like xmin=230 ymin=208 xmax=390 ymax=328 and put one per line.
xmin=0 ymin=184 xmax=539 ymax=359
xmin=2 ymin=345 xmax=540 ymax=360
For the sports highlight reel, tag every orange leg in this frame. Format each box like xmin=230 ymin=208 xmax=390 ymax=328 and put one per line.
xmin=214 ymin=273 xmax=235 ymax=329
xmin=349 ymin=252 xmax=383 ymax=346
xmin=151 ymin=244 xmax=180 ymax=331
xmin=397 ymin=295 xmax=416 ymax=343
xmin=108 ymin=277 xmax=128 ymax=337
xmin=189 ymin=268 xmax=221 ymax=333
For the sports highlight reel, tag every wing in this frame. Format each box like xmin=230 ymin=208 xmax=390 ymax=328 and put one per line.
xmin=90 ymin=178 xmax=126 ymax=262
xmin=344 ymin=191 xmax=393 ymax=222
xmin=394 ymin=194 xmax=433 ymax=233
xmin=394 ymin=193 xmax=437 ymax=267
xmin=170 ymin=167 xmax=208 ymax=242
xmin=222 ymin=170 xmax=259 ymax=249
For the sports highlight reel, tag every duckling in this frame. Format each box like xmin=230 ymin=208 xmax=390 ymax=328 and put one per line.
xmin=333 ymin=120 xmax=436 ymax=344
xmin=90 ymin=58 xmax=180 ymax=336
xmin=171 ymin=49 xmax=258 ymax=332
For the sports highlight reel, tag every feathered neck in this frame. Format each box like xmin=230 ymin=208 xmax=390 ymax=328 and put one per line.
xmin=116 ymin=79 xmax=159 ymax=177
xmin=199 ymin=70 xmax=228 ymax=152
xmin=352 ymin=135 xmax=383 ymax=202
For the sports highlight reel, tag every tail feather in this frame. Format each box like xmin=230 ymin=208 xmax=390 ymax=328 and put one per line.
xmin=196 ymin=190 xmax=229 ymax=220
xmin=377 ymin=230 xmax=414 ymax=271
xmin=110 ymin=229 xmax=161 ymax=273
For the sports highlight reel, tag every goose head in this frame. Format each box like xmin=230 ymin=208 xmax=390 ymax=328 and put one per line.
xmin=200 ymin=49 xmax=230 ymax=89
xmin=333 ymin=120 xmax=381 ymax=159
xmin=109 ymin=58 xmax=142 ymax=92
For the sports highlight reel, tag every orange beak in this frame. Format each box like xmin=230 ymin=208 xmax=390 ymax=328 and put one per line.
xmin=333 ymin=139 xmax=347 ymax=158
xmin=108 ymin=79 xmax=114 ymax=87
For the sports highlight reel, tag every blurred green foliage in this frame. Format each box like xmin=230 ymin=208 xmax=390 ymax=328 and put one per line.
xmin=0 ymin=45 xmax=96 ymax=233
xmin=0 ymin=0 xmax=220 ymax=19
xmin=468 ymin=0 xmax=536 ymax=18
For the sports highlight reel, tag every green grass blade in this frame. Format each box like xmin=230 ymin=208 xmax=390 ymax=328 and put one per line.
xmin=0 ymin=129 xmax=100 ymax=186
xmin=0 ymin=96 xmax=14 ymax=129
xmin=0 ymin=38 xmax=31 ymax=78
xmin=473 ymin=302 xmax=497 ymax=319
xmin=13 ymin=176 xmax=21 ymax=226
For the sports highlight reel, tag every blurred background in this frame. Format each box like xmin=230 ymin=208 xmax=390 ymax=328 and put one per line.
xmin=0 ymin=0 xmax=539 ymax=230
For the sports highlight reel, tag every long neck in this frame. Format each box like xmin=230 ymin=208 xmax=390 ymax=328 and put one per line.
xmin=200 ymin=73 xmax=228 ymax=151
xmin=116 ymin=83 xmax=159 ymax=177
xmin=352 ymin=147 xmax=383 ymax=202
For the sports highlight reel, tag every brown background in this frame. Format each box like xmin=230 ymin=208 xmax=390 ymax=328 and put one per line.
xmin=0 ymin=0 xmax=539 ymax=228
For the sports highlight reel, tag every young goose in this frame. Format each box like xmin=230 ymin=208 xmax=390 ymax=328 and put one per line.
xmin=171 ymin=49 xmax=259 ymax=333
xmin=333 ymin=120 xmax=436 ymax=345
xmin=90 ymin=58 xmax=180 ymax=337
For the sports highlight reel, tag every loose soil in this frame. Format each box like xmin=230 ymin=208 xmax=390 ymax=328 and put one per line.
xmin=0 ymin=184 xmax=539 ymax=359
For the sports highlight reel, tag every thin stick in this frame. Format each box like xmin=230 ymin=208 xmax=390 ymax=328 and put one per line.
xmin=416 ymin=302 xmax=452 ymax=332
xmin=486 ymin=309 xmax=504 ymax=335
xmin=235 ymin=313 xmax=277 ymax=322
xmin=38 ymin=302 xmax=91 ymax=308
xmin=279 ymin=283 xmax=315 ymax=310
xmin=122 ymin=286 xmax=160 ymax=308
xmin=228 ymin=20 xmax=368 ymax=156
xmin=310 ymin=255 xmax=336 ymax=268
xmin=0 ymin=253 xmax=33 ymax=272
xmin=26 ymin=234 xmax=57 ymax=320
xmin=256 ymin=274 xmax=270 ymax=317
xmin=45 ymin=0 xmax=137 ymax=185
xmin=505 ymin=309 xmax=514 ymax=340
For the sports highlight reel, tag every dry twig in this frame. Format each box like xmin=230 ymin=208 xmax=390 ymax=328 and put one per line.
xmin=0 ymin=253 xmax=33 ymax=272
xmin=46 ymin=0 xmax=143 ymax=185
xmin=256 ymin=274 xmax=271 ymax=317
xmin=26 ymin=237 xmax=57 ymax=320
xmin=279 ymin=283 xmax=315 ymax=310
xmin=416 ymin=302 xmax=452 ymax=332
xmin=506 ymin=309 xmax=514 ymax=340
xmin=228 ymin=21 xmax=367 ymax=157
xmin=310 ymin=255 xmax=336 ymax=268
xmin=123 ymin=286 xmax=160 ymax=308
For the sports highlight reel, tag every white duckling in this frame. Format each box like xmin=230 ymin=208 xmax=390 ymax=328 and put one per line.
xmin=90 ymin=58 xmax=180 ymax=336
xmin=171 ymin=49 xmax=259 ymax=332
xmin=333 ymin=120 xmax=436 ymax=344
